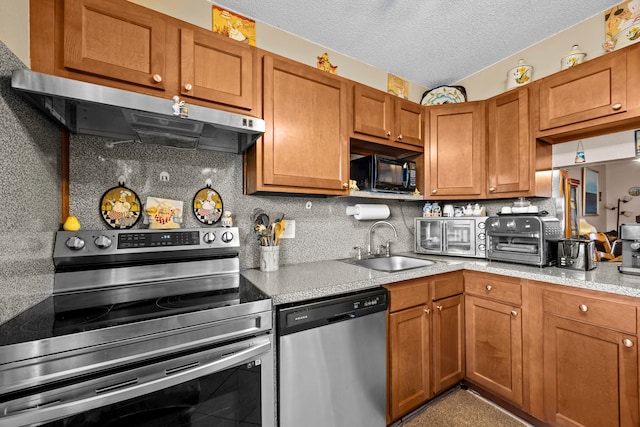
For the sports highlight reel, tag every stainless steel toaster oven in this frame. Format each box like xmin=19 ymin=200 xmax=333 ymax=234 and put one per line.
xmin=486 ymin=215 xmax=563 ymax=266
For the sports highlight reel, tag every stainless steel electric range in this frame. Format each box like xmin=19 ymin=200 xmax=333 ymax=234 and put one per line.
xmin=0 ymin=228 xmax=274 ymax=427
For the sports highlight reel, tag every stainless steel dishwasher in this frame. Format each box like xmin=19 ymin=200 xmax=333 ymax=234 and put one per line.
xmin=278 ymin=288 xmax=388 ymax=427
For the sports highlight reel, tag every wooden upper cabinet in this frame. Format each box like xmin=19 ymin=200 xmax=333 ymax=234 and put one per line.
xmin=537 ymin=52 xmax=627 ymax=131
xmin=486 ymin=87 xmax=533 ymax=197
xmin=180 ymin=28 xmax=254 ymax=111
xmin=63 ymin=0 xmax=167 ymax=90
xmin=352 ymin=84 xmax=423 ymax=148
xmin=425 ymin=101 xmax=485 ymax=198
xmin=257 ymin=55 xmax=349 ymax=194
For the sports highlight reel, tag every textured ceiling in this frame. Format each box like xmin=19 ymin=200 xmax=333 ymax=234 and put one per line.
xmin=213 ymin=0 xmax=620 ymax=89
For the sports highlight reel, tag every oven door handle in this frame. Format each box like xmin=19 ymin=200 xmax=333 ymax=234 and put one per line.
xmin=0 ymin=337 xmax=272 ymax=427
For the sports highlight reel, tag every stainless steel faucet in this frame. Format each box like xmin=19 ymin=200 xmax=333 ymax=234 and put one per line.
xmin=367 ymin=221 xmax=398 ymax=256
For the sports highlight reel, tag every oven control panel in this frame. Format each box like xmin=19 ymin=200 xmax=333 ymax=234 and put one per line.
xmin=54 ymin=228 xmax=240 ymax=259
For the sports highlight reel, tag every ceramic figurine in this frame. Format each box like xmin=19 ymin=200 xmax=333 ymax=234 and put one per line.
xmin=221 ymin=211 xmax=233 ymax=227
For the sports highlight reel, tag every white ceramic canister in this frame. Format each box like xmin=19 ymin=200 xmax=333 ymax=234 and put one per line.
xmin=561 ymin=45 xmax=587 ymax=70
xmin=506 ymin=59 xmax=533 ymax=90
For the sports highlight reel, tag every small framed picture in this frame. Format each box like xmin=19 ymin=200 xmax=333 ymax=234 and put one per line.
xmin=582 ymin=167 xmax=599 ymax=216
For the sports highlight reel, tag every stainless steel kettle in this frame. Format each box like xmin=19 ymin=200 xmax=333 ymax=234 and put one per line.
xmin=557 ymin=239 xmax=597 ymax=270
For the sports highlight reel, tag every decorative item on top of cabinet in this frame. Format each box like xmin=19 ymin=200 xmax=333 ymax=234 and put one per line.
xmin=464 ymin=272 xmax=523 ymax=406
xmin=506 ymin=59 xmax=533 ymax=90
xmin=425 ymin=101 xmax=485 ymax=199
xmin=245 ymin=54 xmax=349 ymax=195
xmin=486 ymin=87 xmax=534 ymax=197
xmin=352 ymin=83 xmax=424 ymax=148
xmin=561 ymin=45 xmax=587 ymax=70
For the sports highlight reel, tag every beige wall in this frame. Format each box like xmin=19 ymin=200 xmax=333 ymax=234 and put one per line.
xmin=0 ymin=0 xmax=29 ymax=66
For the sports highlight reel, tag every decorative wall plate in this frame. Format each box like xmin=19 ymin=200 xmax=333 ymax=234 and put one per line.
xmin=100 ymin=185 xmax=141 ymax=229
xmin=629 ymin=186 xmax=640 ymax=197
xmin=193 ymin=187 xmax=223 ymax=225
xmin=421 ymin=85 xmax=467 ymax=105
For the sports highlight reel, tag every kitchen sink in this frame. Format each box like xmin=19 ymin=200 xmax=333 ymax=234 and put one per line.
xmin=342 ymin=255 xmax=437 ymax=272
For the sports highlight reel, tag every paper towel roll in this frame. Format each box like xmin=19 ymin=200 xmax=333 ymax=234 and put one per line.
xmin=346 ymin=204 xmax=390 ymax=220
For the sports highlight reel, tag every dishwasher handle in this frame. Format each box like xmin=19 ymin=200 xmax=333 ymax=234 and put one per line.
xmin=278 ymin=288 xmax=388 ymax=336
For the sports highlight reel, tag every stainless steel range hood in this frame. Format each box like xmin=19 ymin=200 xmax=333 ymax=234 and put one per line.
xmin=11 ymin=70 xmax=265 ymax=153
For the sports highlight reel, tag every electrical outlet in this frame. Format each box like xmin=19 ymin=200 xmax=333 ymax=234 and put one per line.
xmin=281 ymin=220 xmax=295 ymax=239
xmin=160 ymin=172 xmax=170 ymax=182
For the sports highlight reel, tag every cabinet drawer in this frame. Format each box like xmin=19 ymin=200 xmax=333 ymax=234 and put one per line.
xmin=464 ymin=272 xmax=521 ymax=305
xmin=430 ymin=271 xmax=463 ymax=300
xmin=543 ymin=290 xmax=636 ymax=334
xmin=385 ymin=278 xmax=429 ymax=312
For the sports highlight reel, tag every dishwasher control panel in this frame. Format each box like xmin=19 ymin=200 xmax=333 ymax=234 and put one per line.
xmin=277 ymin=288 xmax=388 ymax=336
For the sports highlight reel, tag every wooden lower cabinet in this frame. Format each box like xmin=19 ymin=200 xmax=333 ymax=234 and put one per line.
xmin=542 ymin=303 xmax=639 ymax=426
xmin=388 ymin=304 xmax=431 ymax=422
xmin=465 ymin=295 xmax=523 ymax=406
xmin=432 ymin=294 xmax=465 ymax=394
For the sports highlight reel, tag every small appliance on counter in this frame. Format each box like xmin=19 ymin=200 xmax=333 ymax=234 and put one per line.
xmin=619 ymin=224 xmax=640 ymax=275
xmin=557 ymin=239 xmax=597 ymax=271
xmin=486 ymin=215 xmax=563 ymax=266
xmin=415 ymin=217 xmax=487 ymax=258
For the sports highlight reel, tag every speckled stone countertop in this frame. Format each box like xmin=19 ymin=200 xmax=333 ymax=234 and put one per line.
xmin=240 ymin=253 xmax=640 ymax=305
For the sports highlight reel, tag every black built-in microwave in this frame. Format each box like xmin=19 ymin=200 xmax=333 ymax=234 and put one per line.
xmin=350 ymin=155 xmax=417 ymax=193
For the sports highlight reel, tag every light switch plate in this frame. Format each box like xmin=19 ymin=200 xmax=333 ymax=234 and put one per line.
xmin=281 ymin=220 xmax=295 ymax=239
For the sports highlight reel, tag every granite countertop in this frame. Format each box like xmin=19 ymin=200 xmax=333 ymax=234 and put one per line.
xmin=241 ymin=253 xmax=640 ymax=305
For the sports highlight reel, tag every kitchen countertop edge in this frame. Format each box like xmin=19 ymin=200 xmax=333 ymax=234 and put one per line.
xmin=241 ymin=254 xmax=640 ymax=305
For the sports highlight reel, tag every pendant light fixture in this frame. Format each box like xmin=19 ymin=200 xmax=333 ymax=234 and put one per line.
xmin=574 ymin=140 xmax=586 ymax=163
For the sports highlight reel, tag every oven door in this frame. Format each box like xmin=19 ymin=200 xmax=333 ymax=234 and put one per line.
xmin=415 ymin=219 xmax=443 ymax=254
xmin=443 ymin=219 xmax=476 ymax=257
xmin=0 ymin=335 xmax=274 ymax=427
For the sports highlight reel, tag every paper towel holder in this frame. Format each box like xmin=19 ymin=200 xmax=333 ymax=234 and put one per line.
xmin=346 ymin=204 xmax=390 ymax=220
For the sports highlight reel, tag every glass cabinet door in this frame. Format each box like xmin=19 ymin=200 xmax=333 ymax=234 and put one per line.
xmin=417 ymin=220 xmax=443 ymax=253
xmin=444 ymin=220 xmax=475 ymax=255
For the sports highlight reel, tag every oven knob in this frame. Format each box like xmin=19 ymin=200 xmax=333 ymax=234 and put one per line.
xmin=631 ymin=241 xmax=640 ymax=250
xmin=221 ymin=231 xmax=234 ymax=243
xmin=94 ymin=235 xmax=112 ymax=249
xmin=490 ymin=221 xmax=500 ymax=229
xmin=478 ymin=244 xmax=486 ymax=251
xmin=506 ymin=220 xmax=517 ymax=230
xmin=203 ymin=232 xmax=216 ymax=244
xmin=65 ymin=236 xmax=85 ymax=250
xmin=478 ymin=233 xmax=485 ymax=241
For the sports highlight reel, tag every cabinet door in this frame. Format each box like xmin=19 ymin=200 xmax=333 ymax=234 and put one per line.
xmin=180 ymin=28 xmax=254 ymax=111
xmin=538 ymin=53 xmax=626 ymax=130
xmin=426 ymin=102 xmax=485 ymax=198
xmin=543 ymin=314 xmax=639 ymax=426
xmin=262 ymin=55 xmax=349 ymax=193
xmin=432 ymin=294 xmax=465 ymax=394
xmin=465 ymin=296 xmax=523 ymax=406
xmin=63 ymin=0 xmax=166 ymax=90
xmin=352 ymin=84 xmax=394 ymax=141
xmin=487 ymin=88 xmax=531 ymax=197
xmin=388 ymin=305 xmax=431 ymax=421
xmin=395 ymin=99 xmax=423 ymax=147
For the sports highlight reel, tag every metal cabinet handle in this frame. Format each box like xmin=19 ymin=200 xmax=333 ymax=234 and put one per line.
xmin=489 ymin=187 xmax=496 ymax=192
xmin=424 ymin=308 xmax=431 ymax=314
xmin=184 ymin=83 xmax=193 ymax=91
xmin=511 ymin=310 xmax=518 ymax=317
xmin=486 ymin=285 xmax=492 ymax=291
xmin=342 ymin=182 xmax=348 ymax=188
xmin=578 ymin=304 xmax=588 ymax=312
xmin=431 ymin=189 xmax=437 ymax=195
xmin=397 ymin=134 xmax=403 ymax=140
xmin=436 ymin=305 xmax=443 ymax=311
xmin=612 ymin=103 xmax=622 ymax=110
xmin=386 ymin=130 xmax=392 ymax=137
xmin=152 ymin=74 xmax=163 ymax=83
xmin=623 ymin=339 xmax=634 ymax=348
